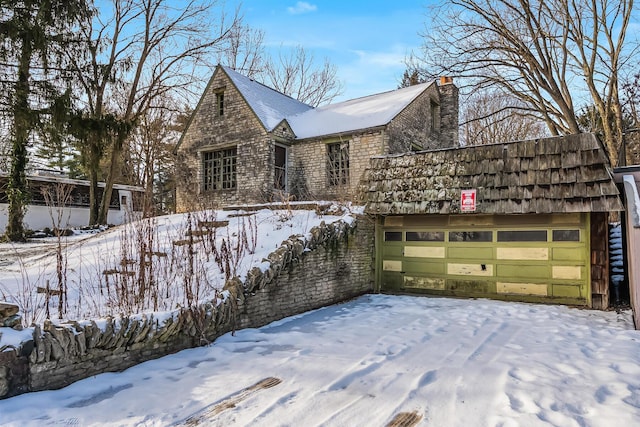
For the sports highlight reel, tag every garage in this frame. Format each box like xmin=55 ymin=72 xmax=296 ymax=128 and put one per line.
xmin=361 ymin=134 xmax=623 ymax=308
xmin=379 ymin=213 xmax=590 ymax=305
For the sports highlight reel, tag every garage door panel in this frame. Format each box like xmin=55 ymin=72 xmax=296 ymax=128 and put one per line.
xmin=496 ymin=247 xmax=548 ymax=260
xmin=447 ymin=280 xmax=493 ymax=293
xmin=404 ymin=276 xmax=445 ymax=290
xmin=404 ymin=246 xmax=446 ymax=258
xmin=382 ymin=246 xmax=403 ymax=258
xmin=497 ymin=282 xmax=549 ymax=296
xmin=552 ymin=247 xmax=583 ymax=261
xmin=447 ymin=263 xmax=494 ymax=276
xmin=448 ymin=246 xmax=493 ymax=260
xmin=496 ymin=264 xmax=549 ymax=279
xmin=404 ymin=259 xmax=445 ymax=274
xmin=552 ymin=284 xmax=583 ymax=298
xmin=382 ymin=272 xmax=403 ymax=289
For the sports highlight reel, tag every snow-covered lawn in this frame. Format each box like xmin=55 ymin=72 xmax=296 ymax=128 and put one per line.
xmin=0 ymin=204 xmax=359 ymax=328
xmin=0 ymin=294 xmax=638 ymax=426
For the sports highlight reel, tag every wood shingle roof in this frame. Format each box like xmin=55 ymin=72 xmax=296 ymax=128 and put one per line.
xmin=361 ymin=133 xmax=623 ymax=215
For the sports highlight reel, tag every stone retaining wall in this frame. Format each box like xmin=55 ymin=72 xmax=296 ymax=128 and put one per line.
xmin=0 ymin=215 xmax=374 ymax=399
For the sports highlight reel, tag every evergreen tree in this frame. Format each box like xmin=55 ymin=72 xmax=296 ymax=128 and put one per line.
xmin=0 ymin=0 xmax=90 ymax=241
xmin=399 ymin=69 xmax=427 ymax=88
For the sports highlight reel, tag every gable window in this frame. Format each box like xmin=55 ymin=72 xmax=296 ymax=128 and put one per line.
xmin=215 ymin=91 xmax=224 ymax=117
xmin=203 ymin=147 xmax=236 ymax=191
xmin=274 ymin=145 xmax=287 ymax=191
xmin=430 ymin=100 xmax=440 ymax=131
xmin=327 ymin=141 xmax=349 ymax=186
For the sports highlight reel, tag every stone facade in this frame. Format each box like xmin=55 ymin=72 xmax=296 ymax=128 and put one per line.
xmin=0 ymin=216 xmax=374 ymax=399
xmin=175 ymin=66 xmax=460 ymax=211
xmin=175 ymin=70 xmax=276 ymax=211
xmin=291 ymin=130 xmax=387 ymax=201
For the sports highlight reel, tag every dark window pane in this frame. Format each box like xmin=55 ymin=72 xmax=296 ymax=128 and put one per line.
xmin=406 ymin=231 xmax=444 ymax=242
xmin=384 ymin=231 xmax=402 ymax=242
xmin=553 ymin=229 xmax=580 ymax=242
xmin=497 ymin=230 xmax=547 ymax=242
xmin=449 ymin=231 xmax=493 ymax=242
xmin=203 ymin=147 xmax=237 ymax=191
xmin=274 ymin=145 xmax=287 ymax=190
xmin=327 ymin=142 xmax=349 ymax=186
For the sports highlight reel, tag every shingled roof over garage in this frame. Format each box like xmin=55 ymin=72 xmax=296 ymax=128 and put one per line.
xmin=361 ymin=133 xmax=624 ymax=215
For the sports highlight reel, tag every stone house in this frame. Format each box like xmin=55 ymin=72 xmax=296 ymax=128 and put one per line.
xmin=174 ymin=65 xmax=458 ymax=210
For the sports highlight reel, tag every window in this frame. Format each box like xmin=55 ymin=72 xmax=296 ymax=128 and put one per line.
xmin=215 ymin=91 xmax=224 ymax=116
xmin=497 ymin=230 xmax=547 ymax=242
xmin=553 ymin=230 xmax=580 ymax=242
xmin=203 ymin=147 xmax=237 ymax=191
xmin=449 ymin=231 xmax=493 ymax=242
xmin=274 ymin=145 xmax=287 ymax=190
xmin=430 ymin=100 xmax=440 ymax=131
xmin=327 ymin=141 xmax=349 ymax=186
xmin=384 ymin=231 xmax=402 ymax=241
xmin=406 ymin=231 xmax=445 ymax=242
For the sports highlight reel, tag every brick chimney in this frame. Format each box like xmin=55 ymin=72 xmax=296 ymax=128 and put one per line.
xmin=438 ymin=77 xmax=459 ymax=147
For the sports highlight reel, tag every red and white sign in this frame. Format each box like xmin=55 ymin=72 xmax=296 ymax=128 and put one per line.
xmin=461 ymin=189 xmax=476 ymax=212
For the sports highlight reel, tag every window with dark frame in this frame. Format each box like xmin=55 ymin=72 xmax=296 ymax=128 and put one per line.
xmin=497 ymin=230 xmax=548 ymax=242
xmin=215 ymin=91 xmax=224 ymax=117
xmin=448 ymin=231 xmax=493 ymax=242
xmin=552 ymin=229 xmax=581 ymax=242
xmin=384 ymin=231 xmax=402 ymax=242
xmin=327 ymin=141 xmax=349 ymax=186
xmin=274 ymin=145 xmax=287 ymax=190
xmin=406 ymin=231 xmax=445 ymax=242
xmin=430 ymin=100 xmax=440 ymax=131
xmin=202 ymin=147 xmax=237 ymax=191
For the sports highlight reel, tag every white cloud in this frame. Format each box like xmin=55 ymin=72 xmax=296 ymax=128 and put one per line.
xmin=287 ymin=1 xmax=317 ymax=15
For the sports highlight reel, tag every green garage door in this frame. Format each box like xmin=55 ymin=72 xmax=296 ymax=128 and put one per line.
xmin=378 ymin=213 xmax=590 ymax=305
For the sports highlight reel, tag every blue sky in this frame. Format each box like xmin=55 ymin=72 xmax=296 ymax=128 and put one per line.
xmin=230 ymin=1 xmax=429 ymax=102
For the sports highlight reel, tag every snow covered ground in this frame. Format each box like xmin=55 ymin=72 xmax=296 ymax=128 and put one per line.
xmin=0 ymin=204 xmax=359 ymax=328
xmin=1 ymin=294 xmax=638 ymax=427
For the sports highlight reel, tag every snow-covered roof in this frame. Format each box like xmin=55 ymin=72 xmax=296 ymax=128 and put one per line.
xmin=221 ymin=66 xmax=313 ymax=132
xmin=223 ymin=65 xmax=435 ymax=139
xmin=287 ymin=82 xmax=435 ymax=139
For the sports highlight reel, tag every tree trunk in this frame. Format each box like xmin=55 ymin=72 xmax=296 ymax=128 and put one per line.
xmin=5 ymin=41 xmax=33 ymax=242
xmin=97 ymin=132 xmax=125 ymax=224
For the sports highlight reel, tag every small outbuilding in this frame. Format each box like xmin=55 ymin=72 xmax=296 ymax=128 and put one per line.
xmin=360 ymin=133 xmax=624 ymax=308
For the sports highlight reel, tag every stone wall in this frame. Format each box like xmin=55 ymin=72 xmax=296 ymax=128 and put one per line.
xmin=0 ymin=216 xmax=374 ymax=399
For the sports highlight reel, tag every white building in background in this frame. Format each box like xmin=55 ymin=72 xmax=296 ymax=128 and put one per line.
xmin=0 ymin=172 xmax=144 ymax=233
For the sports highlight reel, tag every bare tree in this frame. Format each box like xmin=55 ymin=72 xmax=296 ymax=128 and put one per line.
xmin=218 ymin=23 xmax=266 ymax=78
xmin=416 ymin=0 xmax=635 ymax=165
xmin=127 ymin=96 xmax=182 ymax=217
xmin=219 ymin=28 xmax=344 ymax=107
xmin=68 ymin=0 xmax=239 ymax=225
xmin=462 ymin=90 xmax=547 ymax=145
xmin=262 ymin=45 xmax=343 ymax=107
xmin=41 ymin=182 xmax=75 ymax=319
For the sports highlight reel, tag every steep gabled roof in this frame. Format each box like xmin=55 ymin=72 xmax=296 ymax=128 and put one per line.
xmin=361 ymin=133 xmax=623 ymax=215
xmin=287 ymin=82 xmax=435 ymax=139
xmin=221 ymin=65 xmax=312 ymax=132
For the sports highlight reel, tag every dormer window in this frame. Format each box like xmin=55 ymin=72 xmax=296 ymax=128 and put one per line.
xmin=215 ymin=91 xmax=224 ymax=117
